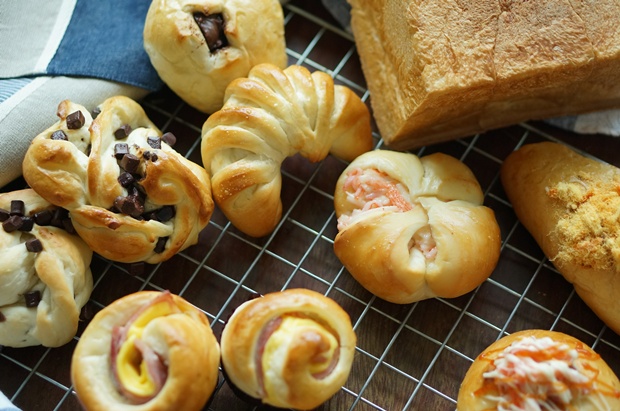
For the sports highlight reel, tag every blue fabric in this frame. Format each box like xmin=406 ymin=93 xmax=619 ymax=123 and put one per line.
xmin=46 ymin=0 xmax=163 ymax=91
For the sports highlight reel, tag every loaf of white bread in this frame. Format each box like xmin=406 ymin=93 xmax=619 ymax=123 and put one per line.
xmin=348 ymin=0 xmax=620 ymax=149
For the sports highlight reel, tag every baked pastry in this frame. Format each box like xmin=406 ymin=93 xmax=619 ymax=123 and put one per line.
xmin=0 ymin=189 xmax=93 ymax=347
xmin=22 ymin=96 xmax=214 ymax=264
xmin=334 ymin=150 xmax=501 ymax=304
xmin=220 ymin=288 xmax=357 ymax=409
xmin=71 ymin=291 xmax=220 ymax=411
xmin=143 ymin=0 xmax=287 ymax=113
xmin=501 ymin=142 xmax=620 ymax=335
xmin=348 ymin=0 xmax=620 ymax=149
xmin=457 ymin=329 xmax=620 ymax=410
xmin=201 ymin=63 xmax=373 ymax=237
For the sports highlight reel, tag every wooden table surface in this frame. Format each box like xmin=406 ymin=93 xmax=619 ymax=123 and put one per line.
xmin=1 ymin=1 xmax=619 ymax=410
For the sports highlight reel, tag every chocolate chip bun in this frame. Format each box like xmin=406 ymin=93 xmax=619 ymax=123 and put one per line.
xmin=0 ymin=189 xmax=93 ymax=348
xmin=22 ymin=96 xmax=214 ymax=264
xmin=220 ymin=289 xmax=357 ymax=409
xmin=71 ymin=291 xmax=220 ymax=411
xmin=334 ymin=150 xmax=501 ymax=304
xmin=143 ymin=0 xmax=287 ymax=113
xmin=457 ymin=329 xmax=620 ymax=411
xmin=201 ymin=63 xmax=373 ymax=237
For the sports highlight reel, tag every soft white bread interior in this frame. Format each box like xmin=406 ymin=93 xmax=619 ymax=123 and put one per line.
xmin=457 ymin=329 xmax=620 ymax=411
xmin=348 ymin=0 xmax=620 ymax=149
xmin=501 ymin=142 xmax=620 ymax=335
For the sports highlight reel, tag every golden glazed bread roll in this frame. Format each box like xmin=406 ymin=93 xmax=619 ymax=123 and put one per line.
xmin=457 ymin=329 xmax=620 ymax=411
xmin=220 ymin=289 xmax=357 ymax=409
xmin=348 ymin=0 xmax=620 ymax=149
xmin=0 ymin=189 xmax=93 ymax=347
xmin=71 ymin=291 xmax=220 ymax=411
xmin=201 ymin=63 xmax=373 ymax=237
xmin=22 ymin=96 xmax=214 ymax=264
xmin=334 ymin=150 xmax=501 ymax=304
xmin=143 ymin=0 xmax=287 ymax=113
xmin=501 ymin=142 xmax=620 ymax=335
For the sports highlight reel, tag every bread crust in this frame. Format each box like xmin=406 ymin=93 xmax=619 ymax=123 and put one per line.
xmin=501 ymin=142 xmax=620 ymax=335
xmin=201 ymin=63 xmax=373 ymax=237
xmin=143 ymin=0 xmax=287 ymax=113
xmin=220 ymin=289 xmax=356 ymax=409
xmin=457 ymin=329 xmax=620 ymax=411
xmin=348 ymin=0 xmax=620 ymax=149
xmin=333 ymin=150 xmax=501 ymax=304
xmin=71 ymin=291 xmax=220 ymax=411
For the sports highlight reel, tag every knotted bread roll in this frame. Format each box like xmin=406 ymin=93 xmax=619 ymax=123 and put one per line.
xmin=201 ymin=63 xmax=373 ymax=237
xmin=334 ymin=150 xmax=501 ymax=304
xmin=457 ymin=329 xmax=620 ymax=411
xmin=220 ymin=288 xmax=357 ymax=409
xmin=144 ymin=0 xmax=287 ymax=113
xmin=0 ymin=189 xmax=93 ymax=347
xmin=22 ymin=96 xmax=214 ymax=264
xmin=71 ymin=291 xmax=220 ymax=411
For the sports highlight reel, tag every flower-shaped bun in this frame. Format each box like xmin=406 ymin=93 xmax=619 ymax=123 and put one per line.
xmin=0 ymin=189 xmax=92 ymax=347
xmin=334 ymin=150 xmax=501 ymax=304
xmin=22 ymin=96 xmax=214 ymax=263
xmin=71 ymin=291 xmax=220 ymax=411
xmin=220 ymin=289 xmax=357 ymax=409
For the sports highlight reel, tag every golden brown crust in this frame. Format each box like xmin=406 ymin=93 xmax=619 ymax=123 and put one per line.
xmin=333 ymin=150 xmax=501 ymax=304
xmin=500 ymin=142 xmax=620 ymax=335
xmin=220 ymin=289 xmax=356 ymax=409
xmin=23 ymin=96 xmax=214 ymax=263
xmin=71 ymin=291 xmax=220 ymax=411
xmin=348 ymin=0 xmax=620 ymax=149
xmin=201 ymin=63 xmax=373 ymax=237
xmin=143 ymin=0 xmax=287 ymax=113
xmin=457 ymin=329 xmax=620 ymax=411
xmin=0 ymin=189 xmax=93 ymax=347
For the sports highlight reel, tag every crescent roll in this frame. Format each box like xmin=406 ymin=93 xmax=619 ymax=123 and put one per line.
xmin=457 ymin=329 xmax=620 ymax=411
xmin=501 ymin=142 xmax=620 ymax=335
xmin=201 ymin=63 xmax=373 ymax=237
xmin=0 ymin=189 xmax=93 ymax=348
xmin=334 ymin=150 xmax=501 ymax=304
xmin=143 ymin=0 xmax=287 ymax=113
xmin=22 ymin=96 xmax=214 ymax=264
xmin=220 ymin=288 xmax=357 ymax=410
xmin=71 ymin=291 xmax=220 ymax=411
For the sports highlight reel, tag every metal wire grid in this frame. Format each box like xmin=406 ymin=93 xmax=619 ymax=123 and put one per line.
xmin=1 ymin=2 xmax=620 ymax=411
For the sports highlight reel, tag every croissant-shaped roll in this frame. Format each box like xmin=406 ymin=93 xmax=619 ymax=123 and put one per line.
xmin=201 ymin=63 xmax=373 ymax=237
xmin=22 ymin=96 xmax=214 ymax=263
xmin=334 ymin=150 xmax=501 ymax=304
xmin=0 ymin=189 xmax=93 ymax=347
xmin=457 ymin=329 xmax=620 ymax=411
xmin=71 ymin=291 xmax=220 ymax=411
xmin=220 ymin=288 xmax=357 ymax=409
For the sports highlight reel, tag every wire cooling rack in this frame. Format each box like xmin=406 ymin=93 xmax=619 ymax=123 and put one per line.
xmin=2 ymin=1 xmax=620 ymax=410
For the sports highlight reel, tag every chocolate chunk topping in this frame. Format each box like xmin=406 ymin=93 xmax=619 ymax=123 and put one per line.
xmin=0 ymin=311 xmax=5 ymax=322
xmin=18 ymin=216 xmax=34 ymax=232
xmin=193 ymin=13 xmax=228 ymax=52
xmin=147 ymin=136 xmax=161 ymax=149
xmin=114 ymin=124 xmax=133 ymax=139
xmin=114 ymin=143 xmax=130 ymax=160
xmin=152 ymin=205 xmax=176 ymax=222
xmin=10 ymin=200 xmax=25 ymax=216
xmin=3 ymin=215 xmax=23 ymax=232
xmin=24 ymin=290 xmax=41 ymax=307
xmin=66 ymin=110 xmax=85 ymax=129
xmin=129 ymin=262 xmax=145 ymax=276
xmin=33 ymin=209 xmax=53 ymax=226
xmin=0 ymin=208 xmax=9 ymax=222
xmin=50 ymin=208 xmax=70 ymax=229
xmin=154 ymin=236 xmax=168 ymax=253
xmin=114 ymin=188 xmax=145 ymax=218
xmin=62 ymin=218 xmax=76 ymax=234
xmin=26 ymin=238 xmax=43 ymax=252
xmin=161 ymin=132 xmax=177 ymax=147
xmin=120 ymin=153 xmax=140 ymax=173
xmin=51 ymin=130 xmax=68 ymax=141
xmin=118 ymin=172 xmax=135 ymax=188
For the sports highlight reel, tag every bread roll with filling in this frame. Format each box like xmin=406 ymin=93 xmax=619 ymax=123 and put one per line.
xmin=501 ymin=142 xmax=620 ymax=335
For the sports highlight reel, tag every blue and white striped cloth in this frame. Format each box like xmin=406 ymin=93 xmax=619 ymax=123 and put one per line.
xmin=0 ymin=0 xmax=162 ymax=188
